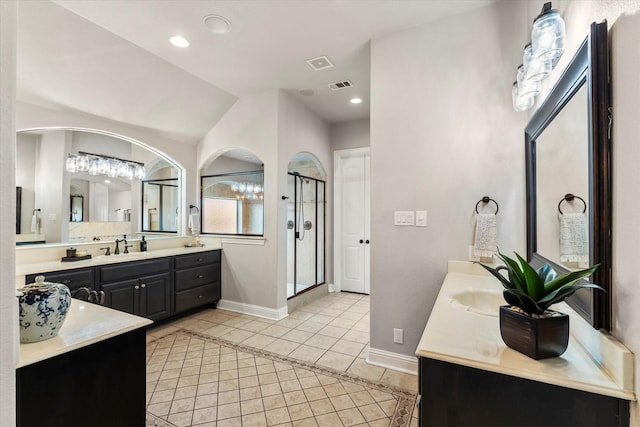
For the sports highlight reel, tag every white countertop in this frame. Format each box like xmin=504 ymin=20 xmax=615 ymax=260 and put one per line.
xmin=416 ymin=261 xmax=636 ymax=401
xmin=18 ymin=299 xmax=152 ymax=368
xmin=16 ymin=243 xmax=221 ymax=279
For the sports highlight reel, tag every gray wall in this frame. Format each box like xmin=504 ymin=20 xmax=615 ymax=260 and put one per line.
xmin=331 ymin=118 xmax=370 ymax=151
xmin=369 ymin=1 xmax=527 ymax=356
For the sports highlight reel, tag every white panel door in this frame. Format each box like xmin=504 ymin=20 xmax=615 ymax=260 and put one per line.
xmin=335 ymin=149 xmax=370 ymax=294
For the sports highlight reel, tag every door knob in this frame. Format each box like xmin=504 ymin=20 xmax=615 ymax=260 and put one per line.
xmin=359 ymin=239 xmax=364 ymax=244
xmin=366 ymin=240 xmax=370 ymax=244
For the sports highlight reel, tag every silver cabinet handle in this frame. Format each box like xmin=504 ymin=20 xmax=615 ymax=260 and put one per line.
xmin=134 ymin=285 xmax=140 ymax=290
xmin=197 ymin=295 xmax=203 ymax=299
xmin=197 ymin=275 xmax=204 ymax=279
xmin=141 ymin=284 xmax=146 ymax=288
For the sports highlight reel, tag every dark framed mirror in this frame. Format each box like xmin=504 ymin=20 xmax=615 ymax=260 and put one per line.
xmin=70 ymin=195 xmax=84 ymax=222
xmin=525 ymin=22 xmax=611 ymax=331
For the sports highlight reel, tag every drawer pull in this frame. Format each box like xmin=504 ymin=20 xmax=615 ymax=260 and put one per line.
xmin=61 ymin=279 xmax=72 ymax=284
xmin=134 ymin=285 xmax=140 ymax=290
xmin=141 ymin=283 xmax=146 ymax=288
xmin=197 ymin=258 xmax=204 ymax=262
xmin=197 ymin=295 xmax=203 ymax=299
xmin=197 ymin=275 xmax=204 ymax=279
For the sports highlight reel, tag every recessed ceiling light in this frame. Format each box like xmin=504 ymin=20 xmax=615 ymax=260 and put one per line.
xmin=350 ymin=97 xmax=363 ymax=104
xmin=169 ymin=35 xmax=190 ymax=48
xmin=104 ymin=179 xmax=111 ymax=184
xmin=203 ymin=14 xmax=232 ymax=34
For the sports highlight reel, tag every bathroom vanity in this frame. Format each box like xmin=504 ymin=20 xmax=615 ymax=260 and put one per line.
xmin=20 ymin=247 xmax=222 ymax=322
xmin=416 ymin=261 xmax=635 ymax=427
xmin=17 ymin=300 xmax=151 ymax=427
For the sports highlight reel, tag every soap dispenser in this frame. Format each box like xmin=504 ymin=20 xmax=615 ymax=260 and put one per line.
xmin=140 ymin=236 xmax=147 ymax=252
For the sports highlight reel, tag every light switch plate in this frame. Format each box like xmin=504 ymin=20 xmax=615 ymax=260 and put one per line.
xmin=394 ymin=211 xmax=415 ymax=226
xmin=415 ymin=211 xmax=427 ymax=227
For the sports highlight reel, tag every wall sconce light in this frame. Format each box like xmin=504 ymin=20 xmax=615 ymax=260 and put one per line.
xmin=65 ymin=151 xmax=145 ymax=180
xmin=512 ymin=2 xmax=565 ymax=111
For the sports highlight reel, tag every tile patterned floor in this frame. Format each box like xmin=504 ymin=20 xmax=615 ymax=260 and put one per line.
xmin=146 ymin=292 xmax=419 ymax=427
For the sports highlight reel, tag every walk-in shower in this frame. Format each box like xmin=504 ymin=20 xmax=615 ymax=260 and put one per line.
xmin=287 ymin=172 xmax=325 ymax=298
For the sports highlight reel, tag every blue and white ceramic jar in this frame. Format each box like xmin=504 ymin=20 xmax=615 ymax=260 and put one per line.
xmin=17 ymin=275 xmax=71 ymax=343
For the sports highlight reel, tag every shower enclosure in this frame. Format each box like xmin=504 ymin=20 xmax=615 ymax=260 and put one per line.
xmin=287 ymin=172 xmax=325 ymax=298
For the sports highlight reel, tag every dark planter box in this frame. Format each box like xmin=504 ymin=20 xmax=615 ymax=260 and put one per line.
xmin=499 ymin=305 xmax=569 ymax=360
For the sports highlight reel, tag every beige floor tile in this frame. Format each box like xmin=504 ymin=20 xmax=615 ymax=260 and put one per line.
xmin=380 ymin=369 xmax=418 ymax=393
xmin=283 ymin=390 xmax=308 ymax=406
xmin=264 ymin=338 xmax=300 ymax=356
xmin=315 ymin=412 xmax=342 ymax=427
xmin=302 ymin=386 xmax=328 ymax=402
xmin=240 ymin=319 xmax=273 ymax=333
xmin=275 ymin=317 xmax=305 ymax=329
xmin=308 ymin=314 xmax=333 ymax=325
xmin=286 ymin=310 xmax=315 ymax=321
xmin=298 ymin=375 xmax=321 ymax=389
xmin=281 ymin=329 xmax=314 ymax=344
xmin=315 ymin=351 xmax=355 ymax=372
xmin=341 ymin=329 xmax=369 ymax=344
xmin=349 ymin=390 xmax=374 ymax=406
xmin=147 ymin=401 xmax=171 ymax=417
xmin=217 ymin=402 xmax=241 ymax=420
xmin=243 ymin=333 xmax=278 ymax=349
xmin=218 ymin=389 xmax=240 ymax=405
xmin=330 ymin=339 xmax=365 ymax=357
xmin=240 ymin=386 xmax=262 ymax=401
xmin=194 ymin=393 xmax=218 ymax=410
xmin=262 ymin=324 xmax=292 ymax=338
xmin=328 ymin=317 xmax=358 ymax=329
xmin=295 ymin=321 xmax=326 ymax=334
xmin=288 ymin=402 xmax=313 ymax=421
xmin=358 ymin=402 xmax=389 ymax=422
xmin=337 ymin=407 xmax=366 ymax=426
xmin=192 ymin=406 xmax=217 ymax=424
xmin=259 ymin=372 xmax=280 ymax=385
xmin=292 ymin=417 xmax=319 ymax=427
xmin=287 ymin=344 xmax=325 ymax=363
xmin=304 ymin=334 xmax=338 ymax=350
xmin=262 ymin=394 xmax=287 ymax=410
xmin=279 ymin=378 xmax=303 ymax=393
xmin=242 ymin=397 xmax=265 ymax=415
xmin=261 ymin=382 xmax=283 ymax=397
xmin=242 ymin=411 xmax=269 ymax=427
xmin=223 ymin=316 xmax=254 ymax=328
xmin=217 ymin=417 xmax=242 ymax=427
xmin=317 ymin=325 xmax=348 ymax=339
xmin=329 ymin=394 xmax=355 ymax=411
xmin=202 ymin=324 xmax=235 ymax=337
xmin=239 ymin=375 xmax=260 ymax=389
xmin=167 ymin=411 xmax=193 ymax=427
xmin=174 ymin=385 xmax=198 ymax=400
xmin=346 ymin=359 xmax=385 ymax=382
xmin=265 ymin=407 xmax=291 ymax=425
xmin=221 ymin=328 xmax=256 ymax=343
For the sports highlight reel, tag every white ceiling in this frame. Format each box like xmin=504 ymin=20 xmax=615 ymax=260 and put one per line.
xmin=17 ymin=0 xmax=495 ymax=143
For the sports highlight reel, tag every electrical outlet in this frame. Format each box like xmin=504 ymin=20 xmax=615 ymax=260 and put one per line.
xmin=393 ymin=328 xmax=404 ymax=344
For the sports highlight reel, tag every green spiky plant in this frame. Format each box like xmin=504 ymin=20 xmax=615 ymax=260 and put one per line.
xmin=479 ymin=251 xmax=604 ymax=316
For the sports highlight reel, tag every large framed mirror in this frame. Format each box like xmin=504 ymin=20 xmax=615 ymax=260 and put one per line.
xmin=16 ymin=128 xmax=182 ymax=245
xmin=525 ymin=22 xmax=611 ymax=330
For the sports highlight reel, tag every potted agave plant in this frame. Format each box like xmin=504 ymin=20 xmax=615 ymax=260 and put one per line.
xmin=480 ymin=251 xmax=604 ymax=360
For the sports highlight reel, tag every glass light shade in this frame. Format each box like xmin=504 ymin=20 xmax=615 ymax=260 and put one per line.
xmin=88 ymin=159 xmax=100 ymax=176
xmin=517 ymin=65 xmax=540 ymax=98
xmin=117 ymin=161 xmax=129 ymax=177
xmin=76 ymin=155 xmax=90 ymax=172
xmin=239 ymin=183 xmax=246 ymax=193
xmin=512 ymin=82 xmax=534 ymax=112
xmin=526 ymin=58 xmax=552 ymax=82
xmin=126 ymin=164 xmax=135 ymax=180
xmin=134 ymin=164 xmax=145 ymax=180
xmin=531 ymin=9 xmax=565 ymax=62
xmin=107 ymin=159 xmax=119 ymax=178
xmin=98 ymin=157 xmax=110 ymax=175
xmin=65 ymin=156 xmax=78 ymax=173
xmin=231 ymin=184 xmax=239 ymax=192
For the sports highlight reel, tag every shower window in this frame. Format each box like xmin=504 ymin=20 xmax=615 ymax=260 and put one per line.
xmin=141 ymin=178 xmax=178 ymax=232
xmin=201 ymin=171 xmax=264 ymax=236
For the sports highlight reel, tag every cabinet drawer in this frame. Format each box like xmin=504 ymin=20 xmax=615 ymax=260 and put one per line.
xmin=174 ymin=265 xmax=220 ymax=291
xmin=174 ymin=251 xmax=220 ymax=270
xmin=98 ymin=258 xmax=171 ymax=283
xmin=174 ymin=283 xmax=220 ymax=314
xmin=26 ymin=268 xmax=94 ymax=292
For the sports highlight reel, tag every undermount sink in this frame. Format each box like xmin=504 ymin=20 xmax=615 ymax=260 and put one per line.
xmin=449 ymin=288 xmax=504 ymax=317
xmin=95 ymin=251 xmax=152 ymax=260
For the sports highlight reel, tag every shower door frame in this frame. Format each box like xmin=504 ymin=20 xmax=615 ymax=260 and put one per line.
xmin=288 ymin=172 xmax=326 ymax=299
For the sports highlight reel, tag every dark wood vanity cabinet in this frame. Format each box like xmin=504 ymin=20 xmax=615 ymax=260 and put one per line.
xmin=25 ymin=267 xmax=95 ymax=292
xmin=173 ymin=250 xmax=221 ymax=314
xmin=418 ymin=357 xmax=630 ymax=427
xmin=98 ymin=258 xmax=172 ymax=321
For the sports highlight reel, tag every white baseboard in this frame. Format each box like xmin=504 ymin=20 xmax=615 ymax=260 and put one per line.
xmin=328 ymin=283 xmax=338 ymax=293
xmin=367 ymin=346 xmax=418 ymax=375
xmin=217 ymin=299 xmax=288 ymax=321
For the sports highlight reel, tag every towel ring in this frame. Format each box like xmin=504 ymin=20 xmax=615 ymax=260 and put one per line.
xmin=189 ymin=204 xmax=199 ymax=213
xmin=475 ymin=196 xmax=499 ymax=215
xmin=558 ymin=193 xmax=586 ymax=214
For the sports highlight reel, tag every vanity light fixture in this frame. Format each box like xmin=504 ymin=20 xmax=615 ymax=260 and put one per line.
xmin=65 ymin=152 xmax=145 ymax=181
xmin=169 ymin=35 xmax=190 ymax=48
xmin=531 ymin=2 xmax=565 ymax=63
xmin=350 ymin=97 xmax=363 ymax=104
xmin=512 ymin=2 xmax=564 ymax=112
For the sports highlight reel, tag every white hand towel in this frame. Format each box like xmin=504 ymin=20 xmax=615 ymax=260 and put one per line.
xmin=473 ymin=213 xmax=498 ymax=258
xmin=559 ymin=212 xmax=589 ymax=265
xmin=189 ymin=213 xmax=200 ymax=235
xmin=30 ymin=211 xmax=40 ymax=233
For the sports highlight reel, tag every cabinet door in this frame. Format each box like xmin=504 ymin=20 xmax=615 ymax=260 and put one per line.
xmin=102 ymin=279 xmax=139 ymax=315
xmin=140 ymin=273 xmax=171 ymax=321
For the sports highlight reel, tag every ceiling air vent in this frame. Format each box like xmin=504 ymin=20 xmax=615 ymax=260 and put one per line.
xmin=328 ymin=80 xmax=353 ymax=91
xmin=306 ymin=55 xmax=334 ymax=71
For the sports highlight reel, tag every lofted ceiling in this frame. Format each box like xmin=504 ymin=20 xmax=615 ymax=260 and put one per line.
xmin=17 ymin=0 xmax=495 ymax=143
